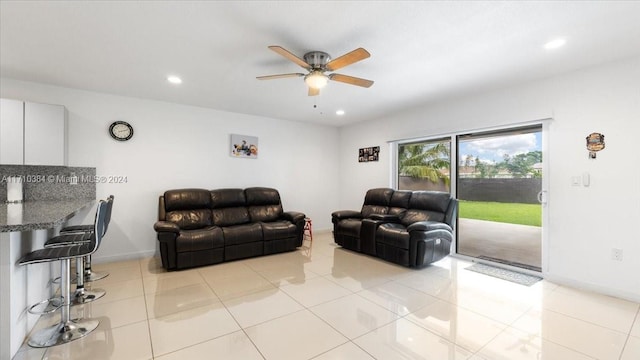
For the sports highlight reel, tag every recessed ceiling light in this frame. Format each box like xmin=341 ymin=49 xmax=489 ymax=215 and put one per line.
xmin=336 ymin=110 xmax=345 ymax=116
xmin=167 ymin=75 xmax=182 ymax=84
xmin=544 ymin=38 xmax=566 ymax=50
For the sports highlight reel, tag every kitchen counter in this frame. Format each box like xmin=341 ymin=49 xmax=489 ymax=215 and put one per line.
xmin=0 ymin=199 xmax=95 ymax=232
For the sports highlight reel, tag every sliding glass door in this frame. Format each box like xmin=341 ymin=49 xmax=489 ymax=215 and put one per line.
xmin=394 ymin=124 xmax=545 ymax=272
xmin=456 ymin=125 xmax=543 ymax=271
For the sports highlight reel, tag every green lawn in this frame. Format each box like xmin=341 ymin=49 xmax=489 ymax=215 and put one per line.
xmin=458 ymin=200 xmax=541 ymax=227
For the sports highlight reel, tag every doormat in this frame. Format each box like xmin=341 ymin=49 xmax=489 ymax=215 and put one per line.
xmin=466 ymin=263 xmax=542 ymax=286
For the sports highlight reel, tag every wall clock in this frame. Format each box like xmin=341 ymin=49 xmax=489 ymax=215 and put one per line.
xmin=109 ymin=121 xmax=134 ymax=141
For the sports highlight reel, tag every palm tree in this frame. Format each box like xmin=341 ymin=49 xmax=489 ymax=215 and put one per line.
xmin=398 ymin=142 xmax=450 ymax=185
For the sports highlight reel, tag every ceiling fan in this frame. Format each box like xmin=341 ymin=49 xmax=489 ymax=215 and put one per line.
xmin=257 ymin=45 xmax=374 ymax=96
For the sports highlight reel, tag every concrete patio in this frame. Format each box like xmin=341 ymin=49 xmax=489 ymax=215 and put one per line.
xmin=457 ymin=218 xmax=541 ymax=270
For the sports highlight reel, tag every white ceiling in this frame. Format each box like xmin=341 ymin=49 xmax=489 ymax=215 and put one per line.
xmin=2 ymin=1 xmax=640 ymax=127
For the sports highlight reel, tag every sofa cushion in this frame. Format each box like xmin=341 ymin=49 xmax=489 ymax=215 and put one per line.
xmin=409 ymin=191 xmax=451 ymax=213
xmin=361 ymin=188 xmax=393 ymax=217
xmin=249 ymin=205 xmax=283 ymax=222
xmin=166 ymin=209 xmax=213 ymax=230
xmin=163 ymin=189 xmax=213 ymax=229
xmin=245 ymin=187 xmax=281 ymax=205
xmin=176 ymin=226 xmax=224 ymax=252
xmin=261 ymin=221 xmax=297 ymax=241
xmin=245 ymin=187 xmax=284 ymax=222
xmin=212 ymin=207 xmax=250 ymax=227
xmin=222 ymin=223 xmax=263 ymax=245
xmin=401 ymin=209 xmax=445 ymax=226
xmin=388 ymin=190 xmax=412 ymax=217
xmin=401 ymin=191 xmax=449 ymax=226
xmin=211 ymin=189 xmax=246 ymax=208
xmin=164 ymin=189 xmax=212 ymax=211
xmin=376 ymin=223 xmax=410 ymax=249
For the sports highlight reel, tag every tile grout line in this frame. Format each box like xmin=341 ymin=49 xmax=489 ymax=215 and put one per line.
xmin=197 ymin=264 xmax=268 ymax=359
xmin=138 ymin=258 xmax=157 ymax=360
xmin=617 ymin=306 xmax=640 ymax=360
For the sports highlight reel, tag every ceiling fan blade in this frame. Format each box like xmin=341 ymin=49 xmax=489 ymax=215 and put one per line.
xmin=329 ymin=73 xmax=374 ymax=88
xmin=268 ymin=46 xmax=310 ymax=69
xmin=325 ymin=48 xmax=370 ymax=71
xmin=256 ymin=73 xmax=305 ymax=80
xmin=308 ymin=87 xmax=320 ymax=96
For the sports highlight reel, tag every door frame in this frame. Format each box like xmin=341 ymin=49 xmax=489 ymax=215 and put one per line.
xmin=390 ymin=119 xmax=551 ymax=275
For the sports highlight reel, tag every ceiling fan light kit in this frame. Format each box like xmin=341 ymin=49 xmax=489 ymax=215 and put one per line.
xmin=304 ymin=71 xmax=328 ymax=89
xmin=257 ymin=45 xmax=374 ymax=96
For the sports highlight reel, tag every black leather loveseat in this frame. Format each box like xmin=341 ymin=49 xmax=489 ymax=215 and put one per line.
xmin=332 ymin=188 xmax=457 ymax=268
xmin=154 ymin=187 xmax=305 ymax=270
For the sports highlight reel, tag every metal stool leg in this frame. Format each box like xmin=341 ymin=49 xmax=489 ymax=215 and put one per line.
xmin=83 ymin=255 xmax=108 ymax=282
xmin=71 ymin=257 xmax=105 ymax=305
xmin=27 ymin=259 xmax=99 ymax=347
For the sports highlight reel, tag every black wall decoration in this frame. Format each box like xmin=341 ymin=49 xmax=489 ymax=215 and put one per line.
xmin=359 ymin=146 xmax=380 ymax=162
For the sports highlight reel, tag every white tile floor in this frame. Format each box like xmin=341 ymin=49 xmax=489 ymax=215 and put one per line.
xmin=13 ymin=232 xmax=640 ymax=360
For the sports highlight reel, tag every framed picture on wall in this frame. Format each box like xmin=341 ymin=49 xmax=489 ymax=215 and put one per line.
xmin=359 ymin=146 xmax=380 ymax=162
xmin=230 ymin=134 xmax=259 ymax=159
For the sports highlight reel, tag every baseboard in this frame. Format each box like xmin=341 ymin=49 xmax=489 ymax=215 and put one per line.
xmin=92 ymin=250 xmax=157 ymax=264
xmin=543 ymin=272 xmax=640 ymax=303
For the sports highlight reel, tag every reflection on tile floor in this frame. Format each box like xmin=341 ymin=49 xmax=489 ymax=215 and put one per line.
xmin=13 ymin=232 xmax=640 ymax=360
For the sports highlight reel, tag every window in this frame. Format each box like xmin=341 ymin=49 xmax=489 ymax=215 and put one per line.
xmin=397 ymin=138 xmax=451 ymax=192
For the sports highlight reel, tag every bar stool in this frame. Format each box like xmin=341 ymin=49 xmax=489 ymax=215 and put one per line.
xmin=18 ymin=200 xmax=108 ymax=347
xmin=58 ymin=195 xmax=114 ymax=282
xmin=44 ymin=196 xmax=113 ymax=304
xmin=46 ymin=195 xmax=113 ymax=289
xmin=303 ymin=217 xmax=313 ymax=242
xmin=47 ymin=232 xmax=106 ymax=306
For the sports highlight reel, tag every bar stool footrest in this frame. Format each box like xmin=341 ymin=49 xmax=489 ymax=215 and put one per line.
xmin=83 ymin=271 xmax=109 ymax=282
xmin=72 ymin=288 xmax=106 ymax=305
xmin=28 ymin=297 xmax=63 ymax=315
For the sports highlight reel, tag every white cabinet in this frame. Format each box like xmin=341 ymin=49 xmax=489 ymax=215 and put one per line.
xmin=0 ymin=99 xmax=24 ymax=165
xmin=0 ymin=99 xmax=67 ymax=166
xmin=24 ymin=102 xmax=67 ymax=165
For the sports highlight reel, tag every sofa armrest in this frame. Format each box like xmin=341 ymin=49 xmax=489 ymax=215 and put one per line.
xmin=407 ymin=221 xmax=452 ymax=233
xmin=331 ymin=210 xmax=362 ymax=223
xmin=368 ymin=214 xmax=401 ymax=222
xmin=154 ymin=221 xmax=181 ymax=234
xmin=282 ymin=211 xmax=305 ymax=223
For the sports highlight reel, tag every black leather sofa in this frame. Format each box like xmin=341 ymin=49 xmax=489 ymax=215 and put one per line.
xmin=153 ymin=187 xmax=305 ymax=270
xmin=332 ymin=188 xmax=457 ymax=268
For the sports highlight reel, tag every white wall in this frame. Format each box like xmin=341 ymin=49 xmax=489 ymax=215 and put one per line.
xmin=1 ymin=79 xmax=340 ymax=262
xmin=338 ymin=56 xmax=640 ymax=302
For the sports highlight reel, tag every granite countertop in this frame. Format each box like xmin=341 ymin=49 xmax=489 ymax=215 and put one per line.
xmin=0 ymin=199 xmax=95 ymax=232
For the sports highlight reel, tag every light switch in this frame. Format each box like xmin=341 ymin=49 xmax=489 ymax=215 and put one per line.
xmin=571 ymin=176 xmax=581 ymax=186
